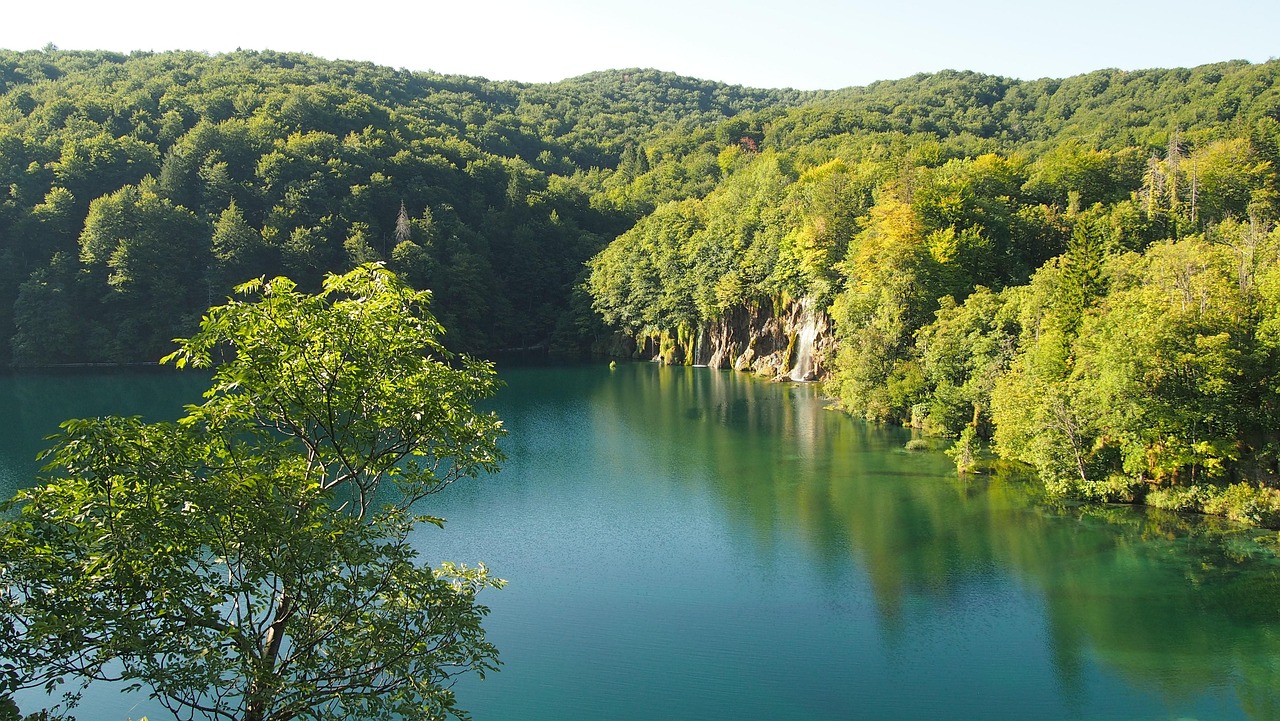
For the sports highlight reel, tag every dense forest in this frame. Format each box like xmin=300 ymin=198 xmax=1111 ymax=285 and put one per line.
xmin=586 ymin=60 xmax=1280 ymax=525
xmin=3 ymin=48 xmax=1280 ymax=524
xmin=0 ymin=48 xmax=813 ymax=362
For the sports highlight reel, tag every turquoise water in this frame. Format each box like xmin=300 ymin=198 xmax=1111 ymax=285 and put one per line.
xmin=4 ymin=363 xmax=1280 ymax=720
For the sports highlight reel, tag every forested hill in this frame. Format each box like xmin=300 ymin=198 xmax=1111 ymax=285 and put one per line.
xmin=4 ymin=47 xmax=1280 ymax=520
xmin=589 ymin=57 xmax=1280 ymax=524
xmin=0 ymin=48 xmax=813 ymax=363
xmin=1 ymin=48 xmax=1279 ymax=373
xmin=769 ymin=62 xmax=1280 ymax=149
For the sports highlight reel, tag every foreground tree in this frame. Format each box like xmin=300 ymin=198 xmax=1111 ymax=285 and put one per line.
xmin=0 ymin=264 xmax=505 ymax=721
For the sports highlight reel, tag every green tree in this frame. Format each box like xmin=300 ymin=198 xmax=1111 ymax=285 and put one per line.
xmin=829 ymin=191 xmax=940 ymax=420
xmin=9 ymin=251 xmax=89 ymax=366
xmin=914 ymin=286 xmax=1019 ymax=436
xmin=50 ymin=133 xmax=161 ymax=212
xmin=989 ymin=263 xmax=1100 ymax=487
xmin=1073 ymin=239 xmax=1250 ymax=483
xmin=1059 ymin=219 xmax=1107 ymax=333
xmin=78 ymin=182 xmax=211 ymax=359
xmin=1190 ymin=138 xmax=1277 ymax=225
xmin=0 ymin=265 xmax=505 ymax=721
xmin=211 ymin=199 xmax=273 ymax=294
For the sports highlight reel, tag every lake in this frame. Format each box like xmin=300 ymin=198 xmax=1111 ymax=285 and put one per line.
xmin=4 ymin=362 xmax=1280 ymax=721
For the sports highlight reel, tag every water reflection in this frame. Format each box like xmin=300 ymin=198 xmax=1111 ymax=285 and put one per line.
xmin=3 ymin=362 xmax=1279 ymax=720
xmin=585 ymin=362 xmax=1280 ymax=720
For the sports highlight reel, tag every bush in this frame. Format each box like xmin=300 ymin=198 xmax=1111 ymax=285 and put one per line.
xmin=1043 ymin=473 xmax=1147 ymax=503
xmin=1202 ymin=483 xmax=1280 ymax=527
xmin=945 ymin=426 xmax=979 ymax=473
xmin=1147 ymin=484 xmax=1210 ymax=512
xmin=1147 ymin=482 xmax=1280 ymax=528
xmin=1075 ymin=474 xmax=1147 ymax=504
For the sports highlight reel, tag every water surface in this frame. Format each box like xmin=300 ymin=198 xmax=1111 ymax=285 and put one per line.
xmin=3 ymin=363 xmax=1279 ymax=720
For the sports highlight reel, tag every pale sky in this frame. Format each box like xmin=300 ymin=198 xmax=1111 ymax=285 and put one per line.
xmin=2 ymin=0 xmax=1277 ymax=90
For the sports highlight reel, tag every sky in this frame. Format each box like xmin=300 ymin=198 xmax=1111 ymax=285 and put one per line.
xmin=2 ymin=0 xmax=1277 ymax=90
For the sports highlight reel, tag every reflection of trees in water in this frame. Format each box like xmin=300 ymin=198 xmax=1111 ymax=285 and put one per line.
xmin=1240 ymin=657 xmax=1280 ymax=721
xmin=591 ymin=363 xmax=1280 ymax=720
xmin=1011 ymin=503 xmax=1280 ymax=716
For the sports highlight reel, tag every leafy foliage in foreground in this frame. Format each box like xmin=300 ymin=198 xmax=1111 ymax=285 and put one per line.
xmin=0 ymin=265 xmax=505 ymax=721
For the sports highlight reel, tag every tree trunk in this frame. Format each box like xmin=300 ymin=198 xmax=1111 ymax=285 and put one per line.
xmin=244 ymin=590 xmax=294 ymax=721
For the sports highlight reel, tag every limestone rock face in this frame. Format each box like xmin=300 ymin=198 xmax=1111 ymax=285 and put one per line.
xmin=620 ymin=298 xmax=833 ymax=381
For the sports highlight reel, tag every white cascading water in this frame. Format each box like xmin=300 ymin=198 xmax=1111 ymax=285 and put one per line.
xmin=789 ymin=303 xmax=819 ymax=382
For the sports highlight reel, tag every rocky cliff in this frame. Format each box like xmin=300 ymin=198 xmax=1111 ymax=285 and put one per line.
xmin=609 ymin=298 xmax=834 ymax=381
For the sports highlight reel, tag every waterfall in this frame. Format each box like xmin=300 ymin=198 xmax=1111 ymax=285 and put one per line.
xmin=789 ymin=302 xmax=818 ymax=382
xmin=692 ymin=329 xmax=707 ymax=367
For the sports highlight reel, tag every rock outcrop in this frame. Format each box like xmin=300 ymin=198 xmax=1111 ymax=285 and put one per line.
xmin=614 ymin=298 xmax=833 ymax=381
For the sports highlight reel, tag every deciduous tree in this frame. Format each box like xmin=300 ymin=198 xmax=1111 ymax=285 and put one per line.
xmin=0 ymin=264 xmax=505 ymax=721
